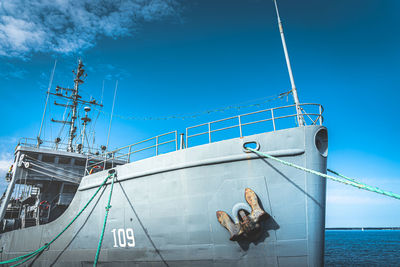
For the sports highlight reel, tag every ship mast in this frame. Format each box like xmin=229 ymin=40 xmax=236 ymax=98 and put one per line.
xmin=50 ymin=59 xmax=102 ymax=153
xmin=67 ymin=60 xmax=84 ymax=152
xmin=273 ymin=0 xmax=305 ymax=126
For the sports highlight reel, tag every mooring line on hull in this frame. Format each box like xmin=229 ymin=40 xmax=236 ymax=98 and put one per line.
xmin=94 ymin=172 xmax=116 ymax=266
xmin=117 ymin=179 xmax=170 ymax=267
xmin=246 ymin=148 xmax=400 ymax=201
xmin=0 ymin=173 xmax=115 ymax=266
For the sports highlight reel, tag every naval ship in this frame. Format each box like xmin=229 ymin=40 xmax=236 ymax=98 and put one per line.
xmin=0 ymin=1 xmax=327 ymax=266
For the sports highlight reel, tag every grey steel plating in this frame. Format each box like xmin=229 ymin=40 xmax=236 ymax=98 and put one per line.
xmin=0 ymin=125 xmax=327 ymax=266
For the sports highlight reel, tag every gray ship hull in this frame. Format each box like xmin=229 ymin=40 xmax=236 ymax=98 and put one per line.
xmin=0 ymin=125 xmax=327 ymax=266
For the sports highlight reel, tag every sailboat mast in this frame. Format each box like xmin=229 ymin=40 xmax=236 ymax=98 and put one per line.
xmin=273 ymin=0 xmax=304 ymax=126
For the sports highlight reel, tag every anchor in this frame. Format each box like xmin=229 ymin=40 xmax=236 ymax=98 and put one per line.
xmin=216 ymin=188 xmax=269 ymax=241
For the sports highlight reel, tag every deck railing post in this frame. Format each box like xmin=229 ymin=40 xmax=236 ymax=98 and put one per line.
xmin=175 ymin=131 xmax=178 ymax=151
xmin=271 ymin=109 xmax=276 ymax=131
xmin=238 ymin=115 xmax=243 ymax=137
xmin=208 ymin=123 xmax=211 ymax=143
xmin=186 ymin=128 xmax=188 ymax=148
xmin=156 ymin=136 xmax=159 ymax=156
xmin=127 ymin=145 xmax=132 ymax=163
xmin=84 ymin=156 xmax=89 ymax=175
xmin=180 ymin=133 xmax=185 ymax=149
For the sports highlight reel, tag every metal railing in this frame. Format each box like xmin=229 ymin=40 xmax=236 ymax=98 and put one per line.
xmin=85 ymin=131 xmax=178 ymax=175
xmin=185 ymin=103 xmax=323 ymax=147
xmin=19 ymin=103 xmax=323 ymax=176
xmin=18 ymin=137 xmax=94 ymax=154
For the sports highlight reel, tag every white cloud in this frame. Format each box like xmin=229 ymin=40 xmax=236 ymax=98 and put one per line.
xmin=0 ymin=0 xmax=180 ymax=58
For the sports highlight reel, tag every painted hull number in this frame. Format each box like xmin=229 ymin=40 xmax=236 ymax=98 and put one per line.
xmin=112 ymin=228 xmax=135 ymax=248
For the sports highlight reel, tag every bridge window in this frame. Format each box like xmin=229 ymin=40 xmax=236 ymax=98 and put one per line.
xmin=58 ymin=157 xmax=71 ymax=165
xmin=42 ymin=155 xmax=55 ymax=163
xmin=75 ymin=159 xmax=86 ymax=166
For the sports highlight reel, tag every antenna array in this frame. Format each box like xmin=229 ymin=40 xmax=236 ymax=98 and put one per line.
xmin=49 ymin=60 xmax=103 ymax=152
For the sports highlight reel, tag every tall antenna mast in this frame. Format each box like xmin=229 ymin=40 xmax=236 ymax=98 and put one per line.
xmin=106 ymin=80 xmax=118 ymax=151
xmin=67 ymin=59 xmax=84 ymax=151
xmin=273 ymin=0 xmax=305 ymax=126
xmin=50 ymin=59 xmax=103 ymax=153
xmin=37 ymin=60 xmax=57 ymax=147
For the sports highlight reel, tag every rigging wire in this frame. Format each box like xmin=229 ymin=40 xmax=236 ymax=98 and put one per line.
xmin=48 ymin=92 xmax=53 ymax=142
xmin=84 ymin=132 xmax=95 ymax=153
xmin=88 ymin=80 xmax=105 ymax=151
xmin=38 ymin=60 xmax=57 ymax=143
xmin=100 ymin=80 xmax=105 ymax=105
xmin=88 ymin=109 xmax=102 ymax=151
xmin=94 ymin=90 xmax=291 ymax=121
xmin=74 ymin=105 xmax=84 ymax=148
xmin=55 ymin=99 xmax=70 ymax=139
xmin=106 ymin=80 xmax=118 ymax=149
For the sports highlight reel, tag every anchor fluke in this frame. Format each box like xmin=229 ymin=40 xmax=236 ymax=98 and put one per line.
xmin=245 ymin=188 xmax=269 ymax=222
xmin=216 ymin=211 xmax=242 ymax=241
xmin=216 ymin=188 xmax=269 ymax=241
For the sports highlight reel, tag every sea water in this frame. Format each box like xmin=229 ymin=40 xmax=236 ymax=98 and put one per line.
xmin=325 ymin=230 xmax=400 ymax=266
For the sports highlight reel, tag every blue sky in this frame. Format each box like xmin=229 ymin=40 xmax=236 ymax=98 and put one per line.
xmin=0 ymin=0 xmax=399 ymax=227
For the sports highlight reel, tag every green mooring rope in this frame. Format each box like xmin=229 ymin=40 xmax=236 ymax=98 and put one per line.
xmin=326 ymin=169 xmax=400 ymax=200
xmin=247 ymin=148 xmax=400 ymax=201
xmin=0 ymin=173 xmax=114 ymax=266
xmin=94 ymin=173 xmax=115 ymax=266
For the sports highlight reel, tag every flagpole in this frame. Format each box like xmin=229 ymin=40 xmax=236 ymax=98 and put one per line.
xmin=273 ymin=0 xmax=304 ymax=126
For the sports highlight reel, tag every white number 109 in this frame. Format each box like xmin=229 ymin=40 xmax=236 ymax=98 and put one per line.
xmin=111 ymin=228 xmax=135 ymax=248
